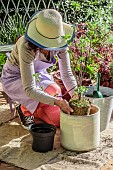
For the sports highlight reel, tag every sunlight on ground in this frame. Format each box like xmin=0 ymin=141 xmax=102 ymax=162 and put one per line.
xmin=1 ymin=134 xmax=30 ymax=148
xmin=9 ymin=122 xmax=20 ymax=126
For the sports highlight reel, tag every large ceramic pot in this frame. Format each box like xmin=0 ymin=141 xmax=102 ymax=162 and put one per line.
xmin=85 ymin=86 xmax=113 ymax=131
xmin=60 ymin=105 xmax=100 ymax=151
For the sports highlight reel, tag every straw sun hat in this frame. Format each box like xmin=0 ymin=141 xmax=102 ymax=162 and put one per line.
xmin=25 ymin=9 xmax=75 ymax=50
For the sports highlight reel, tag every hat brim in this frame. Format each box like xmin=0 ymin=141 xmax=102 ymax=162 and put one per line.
xmin=25 ymin=16 xmax=75 ymax=51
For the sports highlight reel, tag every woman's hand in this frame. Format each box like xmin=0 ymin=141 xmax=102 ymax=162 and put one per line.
xmin=54 ymin=98 xmax=73 ymax=115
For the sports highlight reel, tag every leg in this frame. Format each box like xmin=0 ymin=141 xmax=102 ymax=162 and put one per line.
xmin=34 ymin=83 xmax=61 ymax=127
xmin=21 ymin=83 xmax=61 ymax=127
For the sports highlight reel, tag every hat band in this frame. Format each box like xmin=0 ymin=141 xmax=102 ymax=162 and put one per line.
xmin=35 ymin=25 xmax=63 ymax=39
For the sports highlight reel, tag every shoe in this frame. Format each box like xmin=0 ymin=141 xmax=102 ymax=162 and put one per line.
xmin=16 ymin=105 xmax=35 ymax=130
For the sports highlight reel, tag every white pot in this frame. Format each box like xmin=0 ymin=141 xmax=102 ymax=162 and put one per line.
xmin=86 ymin=96 xmax=113 ymax=132
xmin=60 ymin=105 xmax=100 ymax=151
xmin=85 ymin=86 xmax=113 ymax=132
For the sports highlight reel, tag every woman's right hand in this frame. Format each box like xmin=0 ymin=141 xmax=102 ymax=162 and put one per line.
xmin=54 ymin=98 xmax=73 ymax=115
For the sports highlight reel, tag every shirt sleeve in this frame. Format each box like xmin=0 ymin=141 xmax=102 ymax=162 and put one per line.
xmin=18 ymin=39 xmax=56 ymax=105
xmin=58 ymin=48 xmax=77 ymax=97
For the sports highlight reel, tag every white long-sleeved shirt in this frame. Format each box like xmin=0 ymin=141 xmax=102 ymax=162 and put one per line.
xmin=8 ymin=36 xmax=77 ymax=105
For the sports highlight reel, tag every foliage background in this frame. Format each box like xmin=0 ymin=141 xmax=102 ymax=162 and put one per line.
xmin=0 ymin=0 xmax=113 ymax=44
xmin=0 ymin=0 xmax=113 ymax=77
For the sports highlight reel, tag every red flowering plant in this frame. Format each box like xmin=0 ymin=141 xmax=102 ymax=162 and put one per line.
xmin=68 ymin=21 xmax=113 ymax=88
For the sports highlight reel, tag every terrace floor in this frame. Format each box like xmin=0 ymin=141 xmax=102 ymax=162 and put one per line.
xmin=0 ymin=81 xmax=113 ymax=170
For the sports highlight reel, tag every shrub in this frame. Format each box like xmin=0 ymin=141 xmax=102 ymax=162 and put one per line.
xmin=0 ymin=54 xmax=7 ymax=75
xmin=68 ymin=21 xmax=113 ymax=87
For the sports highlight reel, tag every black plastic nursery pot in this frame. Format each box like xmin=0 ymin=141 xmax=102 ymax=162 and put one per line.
xmin=29 ymin=123 xmax=56 ymax=152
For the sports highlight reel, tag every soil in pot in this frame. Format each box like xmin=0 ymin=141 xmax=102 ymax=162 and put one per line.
xmin=29 ymin=123 xmax=56 ymax=152
xmin=69 ymin=98 xmax=92 ymax=116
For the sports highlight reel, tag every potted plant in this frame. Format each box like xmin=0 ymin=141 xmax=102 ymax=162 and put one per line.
xmin=60 ymin=20 xmax=113 ymax=151
xmin=67 ymin=21 xmax=113 ymax=132
xmin=60 ymin=86 xmax=100 ymax=151
xmin=59 ymin=51 xmax=100 ymax=151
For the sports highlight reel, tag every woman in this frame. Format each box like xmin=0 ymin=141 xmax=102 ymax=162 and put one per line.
xmin=1 ymin=9 xmax=77 ymax=129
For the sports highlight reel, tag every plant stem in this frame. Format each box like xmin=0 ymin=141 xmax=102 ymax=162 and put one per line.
xmin=57 ymin=86 xmax=77 ymax=98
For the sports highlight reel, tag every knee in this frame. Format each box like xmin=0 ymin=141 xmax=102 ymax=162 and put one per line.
xmin=45 ymin=83 xmax=61 ymax=96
